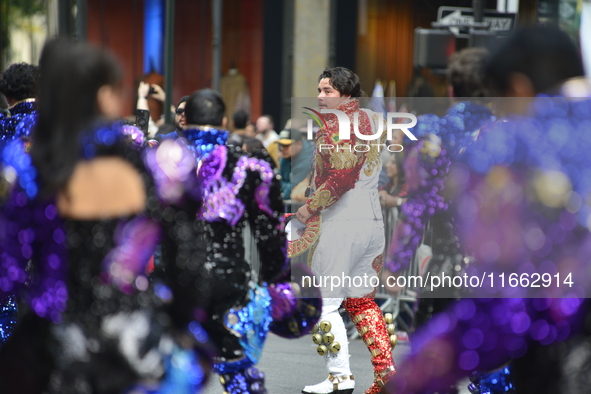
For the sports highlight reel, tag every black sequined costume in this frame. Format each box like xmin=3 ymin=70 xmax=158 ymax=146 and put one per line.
xmin=157 ymin=127 xmax=297 ymax=394
xmin=159 ymin=128 xmax=287 ymax=359
xmin=0 ymin=124 xmax=209 ymax=394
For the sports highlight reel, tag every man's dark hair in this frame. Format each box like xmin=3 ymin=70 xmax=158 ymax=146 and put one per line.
xmin=0 ymin=62 xmax=40 ymax=101
xmin=184 ymin=89 xmax=226 ymax=126
xmin=487 ymin=26 xmax=585 ymax=95
xmin=242 ymin=137 xmax=264 ymax=153
xmin=177 ymin=95 xmax=189 ymax=107
xmin=233 ymin=110 xmax=249 ymax=129
xmin=318 ymin=67 xmax=365 ymax=97
xmin=448 ymin=47 xmax=492 ymax=98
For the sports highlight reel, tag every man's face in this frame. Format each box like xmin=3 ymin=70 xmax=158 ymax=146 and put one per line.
xmin=391 ymin=129 xmax=404 ymax=146
xmin=256 ymin=116 xmax=272 ymax=134
xmin=175 ymin=101 xmax=186 ymax=130
xmin=279 ymin=143 xmax=292 ymax=159
xmin=245 ymin=124 xmax=256 ymax=137
xmin=317 ymin=78 xmax=350 ymax=110
xmin=290 ymin=140 xmax=302 ymax=158
xmin=385 ymin=154 xmax=399 ymax=179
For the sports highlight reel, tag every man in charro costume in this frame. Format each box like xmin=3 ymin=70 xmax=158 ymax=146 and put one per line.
xmin=296 ymin=67 xmax=395 ymax=394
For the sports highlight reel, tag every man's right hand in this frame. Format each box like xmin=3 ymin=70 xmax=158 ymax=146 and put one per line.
xmin=296 ymin=204 xmax=313 ymax=224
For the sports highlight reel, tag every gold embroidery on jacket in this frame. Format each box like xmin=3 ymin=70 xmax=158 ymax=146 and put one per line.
xmin=315 ymin=154 xmax=324 ymax=177
xmin=308 ymin=188 xmax=335 ymax=212
xmin=363 ymin=114 xmax=387 ymax=177
xmin=329 ymin=143 xmax=358 ymax=170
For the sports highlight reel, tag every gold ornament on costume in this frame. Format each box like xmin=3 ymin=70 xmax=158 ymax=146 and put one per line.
xmin=287 ymin=214 xmax=321 ymax=258
xmin=351 ymin=314 xmax=365 ymax=324
xmin=308 ymin=188 xmax=336 ymax=213
xmin=329 ymin=342 xmax=341 ymax=353
xmin=288 ymin=319 xmax=299 ymax=334
xmin=312 ymin=333 xmax=323 ymax=345
xmin=317 ymin=345 xmax=328 ymax=356
xmin=420 ymin=133 xmax=443 ymax=158
xmin=323 ymin=332 xmax=335 ymax=344
xmin=315 ymin=153 xmax=324 ymax=177
xmin=390 ymin=335 xmax=398 ymax=347
xmin=387 ymin=324 xmax=396 ymax=335
xmin=329 ymin=144 xmax=358 ymax=170
xmin=384 ymin=313 xmax=393 ymax=324
xmin=320 ymin=320 xmax=332 ymax=333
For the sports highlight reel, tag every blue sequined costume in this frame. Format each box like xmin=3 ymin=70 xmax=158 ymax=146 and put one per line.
xmin=0 ymin=124 xmax=210 ymax=394
xmin=0 ymin=99 xmax=36 ymax=346
xmin=0 ymin=99 xmax=36 ymax=142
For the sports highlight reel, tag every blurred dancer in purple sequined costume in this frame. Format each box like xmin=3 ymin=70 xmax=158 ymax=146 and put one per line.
xmin=385 ymin=52 xmax=496 ymax=379
xmin=0 ymin=39 xmax=212 ymax=394
xmin=157 ymin=89 xmax=321 ymax=394
xmin=386 ymin=26 xmax=591 ymax=394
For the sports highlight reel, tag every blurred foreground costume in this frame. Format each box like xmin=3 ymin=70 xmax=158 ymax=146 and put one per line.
xmin=0 ymin=125 xmax=211 ymax=394
xmin=160 ymin=120 xmax=321 ymax=394
xmin=302 ymin=98 xmax=395 ymax=394
xmin=387 ymin=89 xmax=591 ymax=394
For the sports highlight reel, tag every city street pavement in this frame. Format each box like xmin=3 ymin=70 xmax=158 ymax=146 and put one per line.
xmin=202 ymin=332 xmax=411 ymax=394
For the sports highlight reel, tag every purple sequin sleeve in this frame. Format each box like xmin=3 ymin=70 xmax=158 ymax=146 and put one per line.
xmin=0 ymin=141 xmax=69 ymax=322
xmin=143 ymin=138 xmax=200 ymax=205
xmin=1 ymin=194 xmax=69 ymax=323
xmin=102 ymin=216 xmax=161 ymax=294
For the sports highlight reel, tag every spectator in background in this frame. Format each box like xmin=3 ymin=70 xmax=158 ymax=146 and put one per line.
xmin=136 ymin=81 xmax=166 ymax=137
xmin=242 ymin=136 xmax=264 ymax=153
xmin=276 ymin=129 xmax=313 ymax=201
xmin=174 ymin=95 xmax=189 ymax=131
xmin=0 ymin=62 xmax=39 ymax=142
xmin=228 ymin=109 xmax=250 ymax=146
xmin=379 ymin=152 xmax=407 ymax=209
xmin=378 ymin=128 xmax=405 ymax=188
xmin=255 ymin=114 xmax=279 ymax=166
xmin=154 ymin=95 xmax=194 ymax=141
xmin=255 ymin=114 xmax=279 ymax=146
xmin=245 ymin=121 xmax=256 ymax=137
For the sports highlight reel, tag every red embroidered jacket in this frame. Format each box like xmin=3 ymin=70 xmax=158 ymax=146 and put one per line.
xmin=305 ymin=99 xmax=382 ymax=215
